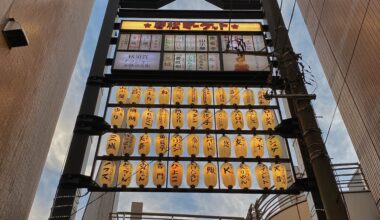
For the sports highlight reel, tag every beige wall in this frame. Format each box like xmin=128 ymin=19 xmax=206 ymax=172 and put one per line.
xmin=0 ymin=0 xmax=93 ymax=219
xmin=296 ymin=0 xmax=380 ymax=211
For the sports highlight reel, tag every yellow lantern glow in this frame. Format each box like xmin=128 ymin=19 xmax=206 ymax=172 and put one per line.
xmin=201 ymin=109 xmax=213 ymax=129
xmin=173 ymin=86 xmax=184 ymax=104
xmin=170 ymin=134 xmax=183 ymax=157
xmin=234 ymin=135 xmax=247 ymax=158
xmin=229 ymin=87 xmax=240 ymax=105
xmin=246 ymin=109 xmax=259 ymax=130
xmin=231 ymin=110 xmax=244 ymax=130
xmin=204 ymin=162 xmax=217 ymax=188
xmin=237 ymin=163 xmax=252 ymax=189
xmin=159 ymin=87 xmax=170 ymax=104
xmin=203 ymin=134 xmax=216 ymax=157
xmin=118 ymin=161 xmax=133 ymax=187
xmin=157 ymin=108 xmax=169 ymax=128
xmin=155 ymin=134 xmax=168 ymax=156
xmin=187 ymin=162 xmax=200 ymax=188
xmin=106 ymin=133 xmax=120 ymax=156
xmin=218 ymin=135 xmax=231 ymax=158
xmin=142 ymin=108 xmax=154 ymax=129
xmin=215 ymin=87 xmax=227 ymax=105
xmin=187 ymin=87 xmax=198 ymax=105
xmin=251 ymin=135 xmax=264 ymax=158
xmin=187 ymin=134 xmax=199 ymax=156
xmin=99 ymin=161 xmax=116 ymax=187
xmin=201 ymin=87 xmax=212 ymax=105
xmin=152 ymin=161 xmax=166 ymax=187
xmin=272 ymin=164 xmax=287 ymax=190
xmin=144 ymin=87 xmax=156 ymax=104
xmin=187 ymin=109 xmax=199 ymax=129
xmin=126 ymin=108 xmax=139 ymax=128
xmin=138 ymin=134 xmax=151 ymax=156
xmin=267 ymin=135 xmax=283 ymax=158
xmin=136 ymin=161 xmax=149 ymax=187
xmin=255 ymin=163 xmax=271 ymax=189
xmin=172 ymin=108 xmax=184 ymax=128
xmin=170 ymin=162 xmax=183 ymax=187
xmin=116 ymin=86 xmax=128 ymax=104
xmin=262 ymin=110 xmax=276 ymax=130
xmin=215 ymin=110 xmax=228 ymax=130
xmin=111 ymin=107 xmax=124 ymax=128
xmin=221 ymin=162 xmax=235 ymax=188
xmin=258 ymin=88 xmax=270 ymax=105
xmin=130 ymin=86 xmax=142 ymax=104
xmin=242 ymin=88 xmax=255 ymax=105
xmin=121 ymin=133 xmax=135 ymax=156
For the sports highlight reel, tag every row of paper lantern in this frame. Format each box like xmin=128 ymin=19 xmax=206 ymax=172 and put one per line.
xmin=111 ymin=108 xmax=277 ymax=130
xmin=116 ymin=86 xmax=271 ymax=106
xmin=106 ymin=133 xmax=283 ymax=158
xmin=99 ymin=161 xmax=287 ymax=190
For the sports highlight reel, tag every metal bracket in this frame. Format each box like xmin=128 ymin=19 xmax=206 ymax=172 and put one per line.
xmin=87 ymin=76 xmax=112 ymax=87
xmin=60 ymin=174 xmax=99 ymax=189
xmin=288 ymin=178 xmax=316 ymax=192
xmin=275 ymin=118 xmax=301 ymax=138
xmin=74 ymin=114 xmax=111 ymax=135
xmin=268 ymin=75 xmax=285 ymax=90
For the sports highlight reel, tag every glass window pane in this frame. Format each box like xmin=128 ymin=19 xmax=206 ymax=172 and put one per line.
xmin=197 ymin=53 xmax=208 ymax=71
xmin=221 ymin=35 xmax=231 ymax=51
xmin=128 ymin=34 xmax=141 ymax=50
xmin=208 ymin=35 xmax=219 ymax=51
xmin=118 ymin=34 xmax=130 ymax=50
xmin=164 ymin=35 xmax=175 ymax=51
xmin=163 ymin=53 xmax=174 ymax=70
xmin=196 ymin=35 xmax=207 ymax=51
xmin=150 ymin=34 xmax=162 ymax=51
xmin=253 ymin=35 xmax=266 ymax=52
xmin=175 ymin=35 xmax=186 ymax=51
xmin=140 ymin=34 xmax=151 ymax=50
xmin=174 ymin=53 xmax=186 ymax=70
xmin=186 ymin=35 xmax=196 ymax=51
xmin=208 ymin=53 xmax=220 ymax=71
xmin=223 ymin=54 xmax=270 ymax=71
xmin=243 ymin=35 xmax=254 ymax=52
xmin=186 ymin=53 xmax=196 ymax=70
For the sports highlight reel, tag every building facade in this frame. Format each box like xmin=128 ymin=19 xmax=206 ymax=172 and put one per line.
xmin=296 ymin=0 xmax=380 ymax=211
xmin=0 ymin=0 xmax=93 ymax=219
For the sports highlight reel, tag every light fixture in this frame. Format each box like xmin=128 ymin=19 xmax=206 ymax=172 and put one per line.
xmin=2 ymin=18 xmax=29 ymax=48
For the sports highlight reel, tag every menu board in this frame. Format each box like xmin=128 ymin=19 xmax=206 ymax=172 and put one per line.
xmin=164 ymin=35 xmax=175 ymax=51
xmin=243 ymin=35 xmax=254 ymax=52
xmin=129 ymin=34 xmax=141 ymax=50
xmin=118 ymin=34 xmax=130 ymax=50
xmin=186 ymin=35 xmax=196 ymax=51
xmin=174 ymin=53 xmax=186 ymax=70
xmin=140 ymin=34 xmax=152 ymax=50
xmin=114 ymin=52 xmax=161 ymax=70
xmin=208 ymin=35 xmax=219 ymax=51
xmin=150 ymin=34 xmax=162 ymax=51
xmin=197 ymin=53 xmax=208 ymax=71
xmin=196 ymin=35 xmax=207 ymax=51
xmin=175 ymin=35 xmax=186 ymax=51
xmin=208 ymin=53 xmax=220 ymax=71
xmin=186 ymin=53 xmax=196 ymax=70
xmin=223 ymin=54 xmax=270 ymax=71
xmin=253 ymin=35 xmax=266 ymax=52
xmin=163 ymin=53 xmax=174 ymax=70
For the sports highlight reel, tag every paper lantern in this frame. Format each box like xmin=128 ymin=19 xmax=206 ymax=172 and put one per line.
xmin=203 ymin=134 xmax=216 ymax=157
xmin=157 ymin=108 xmax=169 ymax=128
xmin=111 ymin=107 xmax=124 ymax=128
xmin=237 ymin=163 xmax=252 ymax=189
xmin=99 ymin=161 xmax=116 ymax=187
xmin=218 ymin=135 xmax=231 ymax=158
xmin=118 ymin=161 xmax=133 ymax=187
xmin=152 ymin=161 xmax=166 ymax=187
xmin=215 ymin=87 xmax=227 ymax=105
xmin=121 ymin=133 xmax=135 ymax=156
xmin=173 ymin=86 xmax=184 ymax=104
xmin=187 ymin=134 xmax=200 ymax=156
xmin=159 ymin=87 xmax=170 ymax=104
xmin=255 ymin=163 xmax=271 ymax=189
xmin=106 ymin=133 xmax=120 ymax=156
xmin=251 ymin=135 xmax=264 ymax=158
xmin=231 ymin=110 xmax=244 ymax=130
xmin=246 ymin=109 xmax=259 ymax=130
xmin=221 ymin=162 xmax=235 ymax=188
xmin=234 ymin=135 xmax=247 ymax=158
xmin=116 ymin=86 xmax=128 ymax=104
xmin=170 ymin=134 xmax=183 ymax=157
xmin=267 ymin=135 xmax=283 ymax=158
xmin=136 ymin=161 xmax=149 ymax=187
xmin=215 ymin=110 xmax=228 ymax=130
xmin=201 ymin=109 xmax=213 ymax=129
xmin=155 ymin=134 xmax=168 ymax=156
xmin=258 ymin=88 xmax=270 ymax=105
xmin=187 ymin=109 xmax=199 ymax=129
xmin=172 ymin=109 xmax=184 ymax=128
xmin=262 ymin=110 xmax=276 ymax=130
xmin=201 ymin=87 xmax=212 ymax=105
xmin=187 ymin=162 xmax=200 ymax=188
xmin=138 ymin=134 xmax=151 ymax=156
xmin=170 ymin=162 xmax=183 ymax=187
xmin=204 ymin=162 xmax=217 ymax=188
xmin=272 ymin=164 xmax=287 ymax=190
xmin=142 ymin=108 xmax=154 ymax=129
xmin=130 ymin=86 xmax=142 ymax=104
xmin=229 ymin=87 xmax=240 ymax=105
xmin=144 ymin=87 xmax=156 ymax=104
xmin=243 ymin=88 xmax=255 ymax=105
xmin=187 ymin=87 xmax=198 ymax=105
xmin=126 ymin=108 xmax=139 ymax=128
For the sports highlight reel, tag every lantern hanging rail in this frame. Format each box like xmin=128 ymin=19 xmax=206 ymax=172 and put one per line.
xmin=106 ymin=103 xmax=280 ymax=110
xmin=264 ymin=93 xmax=316 ymax=100
xmin=110 ymin=211 xmax=245 ymax=220
xmin=108 ymin=128 xmax=281 ymax=135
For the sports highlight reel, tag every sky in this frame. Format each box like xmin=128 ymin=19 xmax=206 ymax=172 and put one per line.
xmin=29 ymin=0 xmax=358 ymax=219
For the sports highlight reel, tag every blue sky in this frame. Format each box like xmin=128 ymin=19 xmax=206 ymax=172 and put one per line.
xmin=29 ymin=0 xmax=358 ymax=219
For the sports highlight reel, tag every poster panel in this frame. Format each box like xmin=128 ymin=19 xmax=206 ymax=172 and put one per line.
xmin=140 ymin=34 xmax=152 ymax=50
xmin=118 ymin=34 xmax=130 ymax=50
xmin=253 ymin=35 xmax=266 ymax=52
xmin=223 ymin=54 xmax=270 ymax=71
xmin=163 ymin=53 xmax=175 ymax=70
xmin=114 ymin=52 xmax=161 ymax=70
xmin=196 ymin=35 xmax=207 ymax=51
xmin=186 ymin=35 xmax=196 ymax=51
xmin=164 ymin=35 xmax=175 ymax=51
xmin=175 ymin=35 xmax=186 ymax=51
xmin=174 ymin=53 xmax=186 ymax=70
xmin=243 ymin=35 xmax=254 ymax=52
xmin=150 ymin=34 xmax=162 ymax=51
xmin=197 ymin=53 xmax=208 ymax=71
xmin=208 ymin=35 xmax=219 ymax=51
xmin=208 ymin=53 xmax=220 ymax=71
xmin=129 ymin=34 xmax=141 ymax=50
xmin=186 ymin=53 xmax=196 ymax=70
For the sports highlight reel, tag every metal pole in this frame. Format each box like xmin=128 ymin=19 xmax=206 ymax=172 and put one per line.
xmin=262 ymin=0 xmax=349 ymax=219
xmin=49 ymin=1 xmax=120 ymax=219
